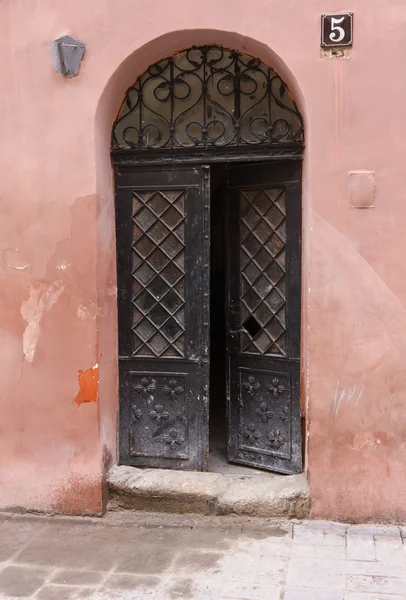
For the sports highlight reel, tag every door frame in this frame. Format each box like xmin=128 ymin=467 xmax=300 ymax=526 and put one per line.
xmin=112 ymin=146 xmax=304 ymax=472
xmin=111 ymin=144 xmax=304 ymax=168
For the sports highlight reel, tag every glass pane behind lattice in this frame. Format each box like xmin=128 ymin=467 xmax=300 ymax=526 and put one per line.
xmin=131 ymin=190 xmax=185 ymax=357
xmin=240 ymin=188 xmax=287 ymax=356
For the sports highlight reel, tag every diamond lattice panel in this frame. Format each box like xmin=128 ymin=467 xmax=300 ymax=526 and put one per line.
xmin=132 ymin=190 xmax=185 ymax=357
xmin=240 ymin=188 xmax=286 ymax=356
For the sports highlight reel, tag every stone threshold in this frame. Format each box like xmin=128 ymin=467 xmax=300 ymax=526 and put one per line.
xmin=108 ymin=465 xmax=311 ymax=519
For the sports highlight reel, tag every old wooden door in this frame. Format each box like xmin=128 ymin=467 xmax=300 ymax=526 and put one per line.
xmin=226 ymin=161 xmax=302 ymax=474
xmin=115 ymin=165 xmax=210 ymax=470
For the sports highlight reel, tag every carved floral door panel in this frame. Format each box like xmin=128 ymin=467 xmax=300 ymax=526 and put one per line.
xmin=226 ymin=161 xmax=302 ymax=474
xmin=115 ymin=165 xmax=210 ymax=470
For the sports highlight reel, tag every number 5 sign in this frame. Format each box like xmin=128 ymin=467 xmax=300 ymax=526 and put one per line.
xmin=321 ymin=13 xmax=353 ymax=47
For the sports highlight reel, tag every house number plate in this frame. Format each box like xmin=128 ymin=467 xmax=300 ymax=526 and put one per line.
xmin=321 ymin=13 xmax=353 ymax=48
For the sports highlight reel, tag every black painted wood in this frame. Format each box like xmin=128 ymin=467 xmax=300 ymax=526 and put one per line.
xmin=226 ymin=161 xmax=302 ymax=474
xmin=111 ymin=143 xmax=304 ymax=167
xmin=115 ymin=165 xmax=210 ymax=470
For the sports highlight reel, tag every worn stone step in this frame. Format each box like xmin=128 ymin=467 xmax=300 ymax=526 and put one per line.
xmin=108 ymin=465 xmax=311 ymax=519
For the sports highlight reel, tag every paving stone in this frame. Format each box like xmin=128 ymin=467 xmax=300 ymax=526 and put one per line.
xmin=347 ymin=574 xmax=406 ymax=594
xmin=50 ymin=569 xmax=104 ymax=586
xmin=297 ymin=520 xmax=335 ymax=530
xmin=1 ymin=513 xmax=406 ymax=600
xmin=104 ymin=573 xmax=161 ymax=590
xmin=347 ymin=535 xmax=376 ymax=561
xmin=286 ymin=558 xmax=346 ymax=589
xmin=42 ymin=521 xmax=98 ymax=536
xmin=193 ymin=583 xmax=225 ymax=600
xmin=115 ymin=543 xmax=176 ymax=574
xmin=163 ymin=577 xmax=223 ymax=600
xmin=322 ymin=534 xmax=347 ymax=547
xmin=347 ymin=526 xmax=383 ymax=537
xmin=220 ymin=581 xmax=281 ymax=599
xmin=319 ymin=521 xmax=348 ymax=535
xmin=255 ymin=556 xmax=288 ymax=585
xmin=0 ymin=520 xmax=48 ymax=562
xmin=0 ymin=565 xmax=49 ymax=597
xmin=93 ymin=590 xmax=156 ymax=600
xmin=138 ymin=526 xmax=191 ymax=547
xmin=35 ymin=585 xmax=94 ymax=600
xmin=15 ymin=529 xmax=115 ymax=571
xmin=298 ymin=521 xmax=347 ymax=541
xmin=347 ymin=559 xmax=406 ymax=578
xmin=293 ymin=527 xmax=345 ymax=548
xmin=372 ymin=527 xmax=402 ymax=537
xmin=10 ymin=514 xmax=96 ymax=526
xmin=164 ymin=577 xmax=236 ymax=600
xmin=76 ymin=590 xmax=97 ymax=600
xmin=216 ymin=550 xmax=259 ymax=582
xmin=162 ymin=576 xmax=195 ymax=598
xmin=182 ymin=527 xmax=241 ymax=550
xmin=16 ymin=525 xmax=138 ymax=571
xmin=252 ymin=540 xmax=292 ymax=557
xmin=292 ymin=524 xmax=325 ymax=544
xmin=284 ymin=588 xmax=345 ymax=600
xmin=290 ymin=542 xmax=346 ymax=560
xmin=172 ymin=550 xmax=223 ymax=572
xmin=374 ymin=533 xmax=403 ymax=544
xmin=348 ymin=594 xmax=406 ymax=600
xmin=241 ymin=521 xmax=292 ymax=540
xmin=374 ymin=535 xmax=406 ymax=564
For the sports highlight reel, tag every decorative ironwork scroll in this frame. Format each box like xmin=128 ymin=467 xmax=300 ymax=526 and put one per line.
xmin=112 ymin=46 xmax=303 ymax=150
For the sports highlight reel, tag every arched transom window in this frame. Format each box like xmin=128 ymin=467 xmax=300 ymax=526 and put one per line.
xmin=112 ymin=46 xmax=303 ymax=150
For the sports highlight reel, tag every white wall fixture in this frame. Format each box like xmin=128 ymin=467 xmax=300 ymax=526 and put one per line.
xmin=349 ymin=171 xmax=376 ymax=208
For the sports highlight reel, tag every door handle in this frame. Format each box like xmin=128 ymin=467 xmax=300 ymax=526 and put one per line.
xmin=229 ymin=327 xmax=247 ymax=336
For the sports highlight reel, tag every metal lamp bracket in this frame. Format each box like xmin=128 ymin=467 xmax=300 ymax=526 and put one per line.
xmin=51 ymin=35 xmax=85 ymax=78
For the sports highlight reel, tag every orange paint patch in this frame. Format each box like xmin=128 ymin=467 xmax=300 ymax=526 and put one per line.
xmin=75 ymin=365 xmax=98 ymax=404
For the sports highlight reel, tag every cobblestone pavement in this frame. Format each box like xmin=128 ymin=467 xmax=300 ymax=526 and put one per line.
xmin=0 ymin=511 xmax=405 ymax=599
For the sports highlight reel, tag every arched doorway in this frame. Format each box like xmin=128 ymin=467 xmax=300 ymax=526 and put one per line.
xmin=111 ymin=45 xmax=303 ymax=474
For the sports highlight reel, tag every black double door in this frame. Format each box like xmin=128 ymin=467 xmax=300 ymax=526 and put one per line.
xmin=115 ymin=161 xmax=302 ymax=474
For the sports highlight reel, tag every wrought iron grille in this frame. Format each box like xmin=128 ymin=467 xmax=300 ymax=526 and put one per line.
xmin=240 ymin=188 xmax=286 ymax=356
xmin=131 ymin=189 xmax=185 ymax=357
xmin=112 ymin=46 xmax=303 ymax=150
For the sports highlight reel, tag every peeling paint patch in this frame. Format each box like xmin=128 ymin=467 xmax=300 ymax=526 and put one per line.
xmin=2 ymin=248 xmax=30 ymax=270
xmin=21 ymin=280 xmax=65 ymax=362
xmin=75 ymin=364 xmax=98 ymax=404
xmin=351 ymin=431 xmax=388 ymax=452
xmin=77 ymin=305 xmax=88 ymax=320
xmin=56 ymin=261 xmax=71 ymax=271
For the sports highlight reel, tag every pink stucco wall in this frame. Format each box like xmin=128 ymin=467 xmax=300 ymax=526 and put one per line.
xmin=1 ymin=0 xmax=406 ymax=521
